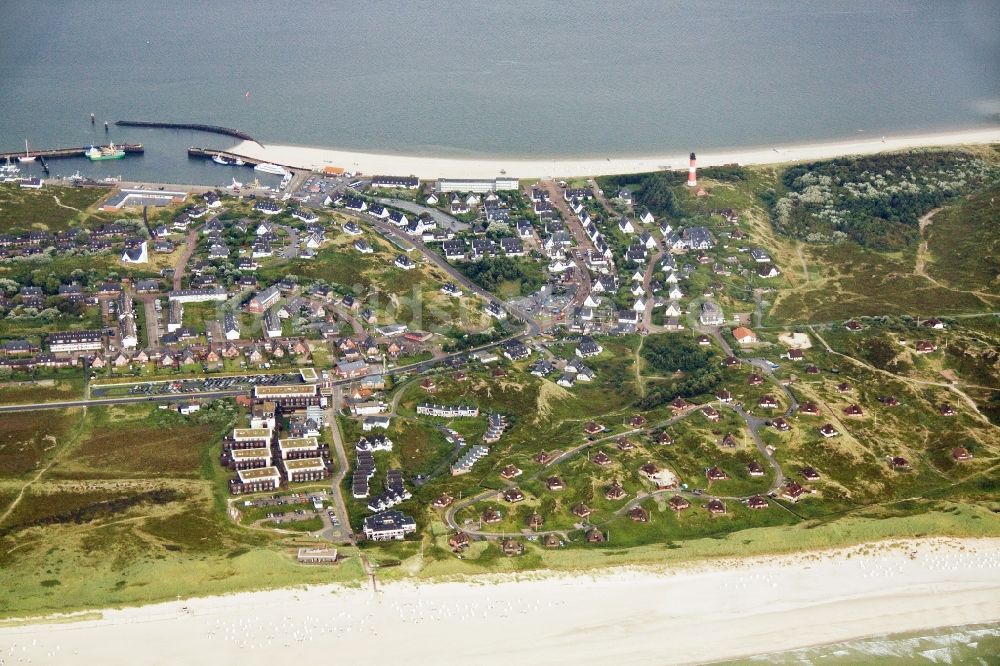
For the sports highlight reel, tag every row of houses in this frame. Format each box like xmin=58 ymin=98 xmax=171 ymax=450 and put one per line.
xmin=439 ymin=237 xmax=525 ymax=261
xmin=88 ymin=337 xmax=312 ymax=370
xmin=417 ymin=403 xmax=479 ymax=418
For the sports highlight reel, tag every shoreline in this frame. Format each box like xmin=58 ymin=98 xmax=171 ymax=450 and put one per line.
xmin=230 ymin=127 xmax=1000 ymax=179
xmin=2 ymin=537 xmax=998 ymax=664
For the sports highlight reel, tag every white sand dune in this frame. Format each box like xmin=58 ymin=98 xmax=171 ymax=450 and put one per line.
xmin=230 ymin=127 xmax=1000 ymax=180
xmin=2 ymin=538 xmax=998 ymax=665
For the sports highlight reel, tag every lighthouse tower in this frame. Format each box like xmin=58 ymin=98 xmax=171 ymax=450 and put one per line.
xmin=687 ymin=152 xmax=697 ymax=187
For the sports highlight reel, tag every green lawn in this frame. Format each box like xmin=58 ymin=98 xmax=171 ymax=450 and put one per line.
xmin=0 ymin=183 xmax=110 ymax=233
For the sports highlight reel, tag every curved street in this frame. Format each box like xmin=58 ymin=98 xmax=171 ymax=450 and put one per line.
xmin=442 ymin=369 xmax=799 ymax=539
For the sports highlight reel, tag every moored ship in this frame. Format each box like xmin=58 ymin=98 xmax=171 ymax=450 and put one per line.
xmin=253 ymin=162 xmax=289 ymax=176
xmin=212 ymin=153 xmax=245 ymax=166
xmin=85 ymin=142 xmax=126 ymax=161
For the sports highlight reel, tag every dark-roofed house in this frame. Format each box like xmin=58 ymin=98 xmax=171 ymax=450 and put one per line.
xmin=952 ymin=447 xmax=972 ymax=461
xmin=628 ymin=506 xmax=649 ymax=523
xmin=501 ymin=538 xmax=524 ymax=556
xmin=706 ymin=466 xmax=728 ymax=481
xmin=604 ymin=481 xmax=626 ymax=500
xmin=801 ymin=467 xmax=821 ymax=481
xmin=706 ymin=499 xmax=726 ymax=515
xmin=503 ymin=487 xmax=525 ymax=503
xmin=668 ymin=495 xmax=690 ymax=512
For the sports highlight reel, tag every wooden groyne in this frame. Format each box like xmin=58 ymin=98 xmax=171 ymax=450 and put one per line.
xmin=116 ymin=120 xmax=259 ymax=144
xmin=0 ymin=144 xmax=144 ymax=160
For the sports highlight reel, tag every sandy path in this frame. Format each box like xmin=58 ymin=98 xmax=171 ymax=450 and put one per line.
xmin=1 ymin=538 xmax=998 ymax=665
xmin=0 ymin=410 xmax=86 ymax=525
xmin=808 ymin=325 xmax=996 ymax=426
xmin=914 ymin=207 xmax=941 ymax=283
xmin=172 ymin=229 xmax=199 ymax=291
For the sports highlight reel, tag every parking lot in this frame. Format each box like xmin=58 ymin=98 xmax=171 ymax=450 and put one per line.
xmin=91 ymin=372 xmax=304 ymax=398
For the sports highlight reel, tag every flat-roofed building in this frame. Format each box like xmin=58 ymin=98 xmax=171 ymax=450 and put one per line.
xmin=229 ymin=427 xmax=274 ymax=449
xmin=283 ymin=457 xmax=329 ymax=483
xmin=297 ymin=548 xmax=339 ymax=564
xmin=102 ymin=188 xmax=187 ymax=211
xmin=229 ymin=447 xmax=272 ymax=469
xmin=232 ymin=466 xmax=281 ymax=494
xmin=253 ymin=383 xmax=320 ymax=408
xmin=277 ymin=436 xmax=320 ymax=459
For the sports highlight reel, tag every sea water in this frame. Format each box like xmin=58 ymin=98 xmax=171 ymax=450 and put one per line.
xmin=1 ymin=0 xmax=997 ymax=184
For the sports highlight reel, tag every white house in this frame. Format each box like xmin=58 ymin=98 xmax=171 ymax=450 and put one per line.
xmin=121 ymin=241 xmax=148 ymax=264
xmin=223 ymin=313 xmax=241 ymax=340
xmin=699 ymin=301 xmax=725 ymax=326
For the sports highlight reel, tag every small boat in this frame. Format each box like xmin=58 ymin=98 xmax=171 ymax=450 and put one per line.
xmin=213 ymin=153 xmax=245 ymax=166
xmin=18 ymin=139 xmax=36 ymax=163
xmin=231 ymin=177 xmax=243 ymax=189
xmin=0 ymin=157 xmax=19 ymax=175
xmin=68 ymin=171 xmax=84 ymax=182
xmin=253 ymin=162 xmax=289 ymax=177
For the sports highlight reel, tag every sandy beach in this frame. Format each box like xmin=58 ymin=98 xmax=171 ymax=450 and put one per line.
xmin=1 ymin=537 xmax=998 ymax=665
xmin=230 ymin=127 xmax=1000 ymax=180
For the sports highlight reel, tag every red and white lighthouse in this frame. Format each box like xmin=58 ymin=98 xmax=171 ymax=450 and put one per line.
xmin=687 ymin=152 xmax=697 ymax=187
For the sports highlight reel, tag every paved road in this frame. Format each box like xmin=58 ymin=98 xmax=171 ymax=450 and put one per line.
xmin=541 ymin=181 xmax=594 ymax=311
xmin=375 ymin=197 xmax=468 ymax=232
xmin=279 ymin=224 xmax=299 ymax=259
xmin=701 ymin=325 xmax=735 ymax=357
xmin=324 ymin=398 xmax=354 ymax=543
xmin=641 ymin=249 xmax=663 ymax=332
